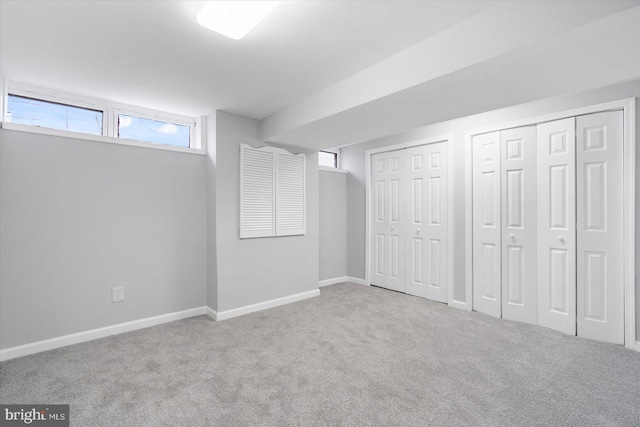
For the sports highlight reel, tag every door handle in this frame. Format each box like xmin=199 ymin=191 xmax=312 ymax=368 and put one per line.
xmin=390 ymin=226 xmax=395 ymax=232
xmin=558 ymin=236 xmax=565 ymax=243
xmin=417 ymin=229 xmax=421 ymax=234
xmin=510 ymin=233 xmax=515 ymax=239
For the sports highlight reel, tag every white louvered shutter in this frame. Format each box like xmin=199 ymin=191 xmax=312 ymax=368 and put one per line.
xmin=276 ymin=151 xmax=306 ymax=236
xmin=240 ymin=145 xmax=275 ymax=238
xmin=240 ymin=144 xmax=306 ymax=239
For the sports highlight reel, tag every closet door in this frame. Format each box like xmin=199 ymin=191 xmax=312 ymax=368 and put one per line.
xmin=501 ymin=127 xmax=537 ymax=325
xmin=537 ymin=118 xmax=576 ymax=335
xmin=405 ymin=143 xmax=448 ymax=302
xmin=472 ymin=131 xmax=502 ymax=318
xmin=576 ymin=111 xmax=624 ymax=344
xmin=370 ymin=151 xmax=406 ymax=292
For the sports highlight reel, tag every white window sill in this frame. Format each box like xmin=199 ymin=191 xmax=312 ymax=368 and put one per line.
xmin=319 ymin=165 xmax=348 ymax=174
xmin=0 ymin=122 xmax=206 ymax=156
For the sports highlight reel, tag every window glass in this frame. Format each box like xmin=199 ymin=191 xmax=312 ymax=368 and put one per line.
xmin=6 ymin=94 xmax=103 ymax=135
xmin=118 ymin=114 xmax=191 ymax=148
xmin=319 ymin=151 xmax=337 ymax=168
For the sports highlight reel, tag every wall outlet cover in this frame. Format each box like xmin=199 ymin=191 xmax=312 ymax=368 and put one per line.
xmin=112 ymin=286 xmax=124 ymax=303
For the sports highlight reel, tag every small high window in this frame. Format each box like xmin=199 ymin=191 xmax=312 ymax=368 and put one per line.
xmin=319 ymin=151 xmax=338 ymax=168
xmin=118 ymin=114 xmax=191 ymax=148
xmin=6 ymin=94 xmax=103 ymax=135
xmin=1 ymin=81 xmax=200 ymax=153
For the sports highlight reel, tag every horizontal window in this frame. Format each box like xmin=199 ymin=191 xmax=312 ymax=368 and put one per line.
xmin=118 ymin=114 xmax=191 ymax=148
xmin=7 ymin=94 xmax=103 ymax=135
xmin=319 ymin=151 xmax=338 ymax=168
xmin=1 ymin=81 xmax=200 ymax=152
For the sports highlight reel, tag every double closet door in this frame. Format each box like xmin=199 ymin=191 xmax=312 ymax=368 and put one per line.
xmin=472 ymin=111 xmax=624 ymax=344
xmin=370 ymin=143 xmax=448 ymax=302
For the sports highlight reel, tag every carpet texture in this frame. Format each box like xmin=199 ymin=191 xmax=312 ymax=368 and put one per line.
xmin=1 ymin=283 xmax=639 ymax=426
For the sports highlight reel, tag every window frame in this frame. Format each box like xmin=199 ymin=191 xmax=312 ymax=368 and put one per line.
xmin=113 ymin=109 xmax=196 ymax=149
xmin=1 ymin=79 xmax=203 ymax=155
xmin=6 ymin=82 xmax=109 ymax=135
xmin=318 ymin=150 xmax=339 ymax=168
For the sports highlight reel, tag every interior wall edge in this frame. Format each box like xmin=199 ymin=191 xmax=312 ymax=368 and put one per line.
xmin=214 ymin=289 xmax=320 ymax=321
xmin=319 ymin=277 xmax=349 ymax=287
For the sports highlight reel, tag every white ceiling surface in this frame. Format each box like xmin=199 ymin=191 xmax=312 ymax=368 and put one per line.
xmin=1 ymin=1 xmax=640 ymax=150
xmin=0 ymin=0 xmax=492 ymax=118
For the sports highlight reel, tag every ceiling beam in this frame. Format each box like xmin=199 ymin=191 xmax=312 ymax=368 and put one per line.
xmin=259 ymin=1 xmax=640 ymax=147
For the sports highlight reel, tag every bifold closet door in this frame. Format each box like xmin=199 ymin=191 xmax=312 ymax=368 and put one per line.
xmin=501 ymin=127 xmax=537 ymax=325
xmin=576 ymin=111 xmax=624 ymax=344
xmin=370 ymin=151 xmax=406 ymax=292
xmin=405 ymin=143 xmax=448 ymax=302
xmin=472 ymin=131 xmax=502 ymax=317
xmin=537 ymin=118 xmax=576 ymax=336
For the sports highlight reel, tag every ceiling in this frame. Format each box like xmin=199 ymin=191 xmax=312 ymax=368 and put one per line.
xmin=1 ymin=1 xmax=639 ymax=150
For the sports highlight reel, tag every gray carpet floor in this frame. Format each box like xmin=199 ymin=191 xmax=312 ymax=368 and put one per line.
xmin=1 ymin=283 xmax=639 ymax=426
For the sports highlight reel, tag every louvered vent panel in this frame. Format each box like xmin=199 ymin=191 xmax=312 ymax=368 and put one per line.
xmin=276 ymin=152 xmax=306 ymax=236
xmin=240 ymin=144 xmax=305 ymax=239
xmin=240 ymin=147 xmax=275 ymax=238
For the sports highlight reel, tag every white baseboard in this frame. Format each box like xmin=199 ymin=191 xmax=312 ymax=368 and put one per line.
xmin=211 ymin=289 xmax=320 ymax=321
xmin=449 ymin=300 xmax=471 ymax=311
xmin=0 ymin=306 xmax=207 ymax=362
xmin=319 ymin=276 xmax=349 ymax=287
xmin=347 ymin=276 xmax=367 ymax=286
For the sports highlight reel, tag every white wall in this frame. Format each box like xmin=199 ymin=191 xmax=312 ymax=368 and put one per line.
xmin=214 ymin=111 xmax=319 ymax=312
xmin=0 ymin=129 xmax=207 ymax=349
xmin=0 ymin=109 xmax=321 ymax=350
xmin=319 ymin=169 xmax=347 ymax=281
xmin=341 ymin=79 xmax=640 ymax=336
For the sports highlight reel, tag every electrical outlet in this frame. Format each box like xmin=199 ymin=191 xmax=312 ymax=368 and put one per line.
xmin=112 ymin=286 xmax=124 ymax=303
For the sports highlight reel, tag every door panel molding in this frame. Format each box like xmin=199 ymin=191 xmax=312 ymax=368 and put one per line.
xmin=537 ymin=118 xmax=576 ymax=336
xmin=501 ymin=126 xmax=537 ymax=325
xmin=405 ymin=143 xmax=448 ymax=301
xmin=472 ymin=131 xmax=502 ymax=318
xmin=365 ymin=135 xmax=453 ymax=305
xmin=465 ymin=98 xmax=635 ymax=348
xmin=577 ymin=111 xmax=624 ymax=344
xmin=369 ymin=151 xmax=405 ymax=292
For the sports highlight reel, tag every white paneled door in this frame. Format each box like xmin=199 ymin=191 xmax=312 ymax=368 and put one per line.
xmin=501 ymin=126 xmax=537 ymax=325
xmin=472 ymin=111 xmax=626 ymax=345
xmin=370 ymin=151 xmax=406 ymax=293
xmin=405 ymin=143 xmax=448 ymax=302
xmin=537 ymin=118 xmax=577 ymax=336
xmin=576 ymin=111 xmax=624 ymax=344
xmin=370 ymin=143 xmax=448 ymax=302
xmin=472 ymin=131 xmax=502 ymax=318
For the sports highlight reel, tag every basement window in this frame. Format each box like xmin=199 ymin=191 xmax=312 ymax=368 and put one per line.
xmin=1 ymin=80 xmax=201 ymax=154
xmin=6 ymin=94 xmax=104 ymax=135
xmin=319 ymin=151 xmax=338 ymax=168
xmin=117 ymin=114 xmax=191 ymax=148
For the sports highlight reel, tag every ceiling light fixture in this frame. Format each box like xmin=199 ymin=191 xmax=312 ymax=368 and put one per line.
xmin=197 ymin=1 xmax=281 ymax=40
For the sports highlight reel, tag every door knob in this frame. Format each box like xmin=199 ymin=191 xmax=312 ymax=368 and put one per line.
xmin=417 ymin=229 xmax=421 ymax=234
xmin=558 ymin=236 xmax=565 ymax=243
xmin=510 ymin=233 xmax=515 ymax=239
xmin=390 ymin=226 xmax=395 ymax=232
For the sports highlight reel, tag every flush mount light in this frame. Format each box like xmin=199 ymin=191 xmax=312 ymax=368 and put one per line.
xmin=197 ymin=1 xmax=281 ymax=40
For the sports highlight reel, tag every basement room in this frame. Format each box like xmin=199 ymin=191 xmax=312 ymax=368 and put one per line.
xmin=1 ymin=1 xmax=639 ymax=425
